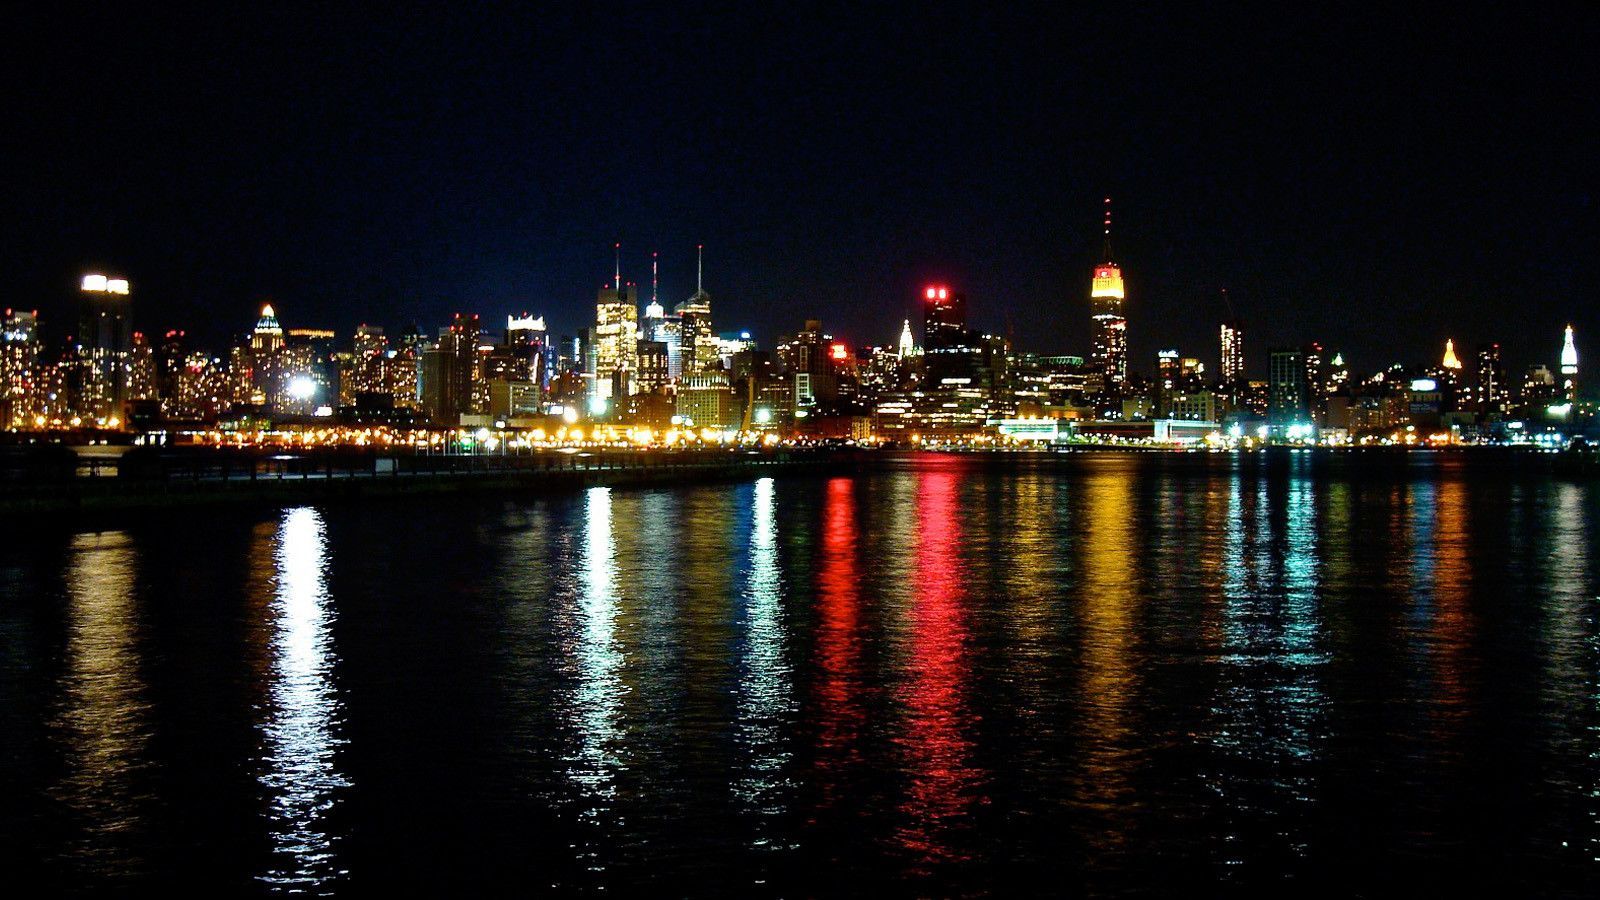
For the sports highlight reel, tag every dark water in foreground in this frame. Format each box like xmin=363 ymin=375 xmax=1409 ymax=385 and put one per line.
xmin=2 ymin=453 xmax=1598 ymax=895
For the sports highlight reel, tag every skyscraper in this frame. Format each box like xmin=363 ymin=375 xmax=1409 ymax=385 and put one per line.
xmin=420 ymin=313 xmax=479 ymax=425
xmin=922 ymin=284 xmax=966 ymax=350
xmin=1475 ymin=342 xmax=1507 ymax=414
xmin=1 ymin=309 xmax=40 ymax=428
xmin=1220 ymin=320 xmax=1244 ymax=383
xmin=592 ymin=245 xmax=639 ymax=403
xmin=1155 ymin=349 xmax=1180 ymax=417
xmin=1441 ymin=338 xmax=1462 ymax=372
xmin=74 ymin=273 xmax=133 ymax=422
xmin=1560 ymin=324 xmax=1578 ymax=401
xmin=239 ymin=303 xmax=290 ymax=408
xmin=897 ymin=319 xmax=916 ymax=358
xmin=1089 ymin=198 xmax=1127 ymax=392
xmin=1438 ymin=338 xmax=1464 ymax=409
xmin=1268 ymin=347 xmax=1309 ymax=430
xmin=676 ymin=245 xmax=716 ymax=377
xmin=504 ymin=314 xmax=548 ymax=388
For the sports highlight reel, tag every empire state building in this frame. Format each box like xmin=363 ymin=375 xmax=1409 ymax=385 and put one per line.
xmin=1090 ymin=198 xmax=1127 ymax=391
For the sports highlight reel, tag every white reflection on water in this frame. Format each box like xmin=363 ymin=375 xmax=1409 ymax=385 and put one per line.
xmin=1208 ymin=466 xmax=1327 ymax=870
xmin=561 ymin=486 xmax=628 ymax=870
xmin=734 ymin=477 xmax=794 ymax=850
xmin=1542 ymin=483 xmax=1598 ymax=865
xmin=257 ymin=507 xmax=351 ymax=893
xmin=52 ymin=531 xmax=151 ymax=877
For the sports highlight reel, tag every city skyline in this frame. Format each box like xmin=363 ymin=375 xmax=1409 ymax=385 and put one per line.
xmin=8 ymin=242 xmax=1584 ymax=387
xmin=6 ymin=6 xmax=1596 ymax=371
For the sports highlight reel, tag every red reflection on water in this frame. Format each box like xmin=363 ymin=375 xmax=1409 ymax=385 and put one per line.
xmin=813 ymin=477 xmax=864 ymax=810
xmin=897 ymin=468 xmax=985 ymax=872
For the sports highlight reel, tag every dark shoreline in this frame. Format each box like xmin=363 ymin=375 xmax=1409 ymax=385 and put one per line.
xmin=2 ymin=445 xmax=1596 ymax=527
xmin=0 ymin=449 xmax=861 ymax=526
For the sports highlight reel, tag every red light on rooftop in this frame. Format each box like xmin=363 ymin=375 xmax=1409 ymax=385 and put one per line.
xmin=831 ymin=343 xmax=848 ymax=360
xmin=925 ymin=287 xmax=937 ymax=299
xmin=937 ymin=287 xmax=948 ymax=300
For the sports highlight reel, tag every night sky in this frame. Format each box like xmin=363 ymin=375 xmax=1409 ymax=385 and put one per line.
xmin=7 ymin=4 xmax=1596 ymax=377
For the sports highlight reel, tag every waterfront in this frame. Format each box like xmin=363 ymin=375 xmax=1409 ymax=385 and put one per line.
xmin=2 ymin=453 xmax=1598 ymax=895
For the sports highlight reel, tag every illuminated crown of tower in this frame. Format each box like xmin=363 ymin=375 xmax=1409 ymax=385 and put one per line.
xmin=1090 ymin=197 xmax=1124 ymax=300
xmin=1442 ymin=338 xmax=1462 ymax=370
xmin=254 ymin=304 xmax=282 ymax=333
xmin=1561 ymin=325 xmax=1578 ymax=371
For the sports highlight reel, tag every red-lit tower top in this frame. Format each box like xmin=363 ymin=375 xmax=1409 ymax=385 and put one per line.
xmin=1091 ymin=197 xmax=1124 ymax=301
xmin=922 ymin=283 xmax=967 ymax=351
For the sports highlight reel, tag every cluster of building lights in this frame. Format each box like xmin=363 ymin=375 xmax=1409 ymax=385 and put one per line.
xmin=2 ymin=224 xmax=1591 ymax=453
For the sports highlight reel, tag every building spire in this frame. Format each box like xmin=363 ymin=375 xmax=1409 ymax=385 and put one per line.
xmin=651 ymin=251 xmax=659 ymax=304
xmin=1102 ymin=197 xmax=1114 ymax=263
xmin=614 ymin=242 xmax=621 ymax=291
xmin=696 ymin=243 xmax=704 ymax=294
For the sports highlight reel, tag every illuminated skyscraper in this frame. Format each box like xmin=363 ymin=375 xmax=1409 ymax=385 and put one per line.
xmin=504 ymin=314 xmax=548 ymax=388
xmin=1089 ymin=198 xmax=1127 ymax=391
xmin=128 ymin=332 xmax=157 ymax=401
xmin=1327 ymin=351 xmax=1349 ymax=394
xmin=1268 ymin=347 xmax=1310 ymax=429
xmin=676 ymin=245 xmax=717 ymax=376
xmin=1155 ymin=349 xmax=1180 ymax=417
xmin=922 ymin=284 xmax=966 ymax=350
xmin=1 ymin=308 xmax=40 ymax=428
xmin=420 ymin=313 xmax=479 ymax=425
xmin=237 ymin=303 xmax=291 ymax=408
xmin=897 ymin=319 xmax=916 ymax=358
xmin=74 ymin=273 xmax=133 ymax=422
xmin=592 ymin=244 xmax=639 ymax=403
xmin=1302 ymin=342 xmax=1325 ymax=399
xmin=1560 ymin=324 xmax=1578 ymax=401
xmin=1436 ymin=338 xmax=1464 ymax=407
xmin=1441 ymin=338 xmax=1462 ymax=372
xmin=1220 ymin=320 xmax=1244 ymax=383
xmin=251 ymin=303 xmax=285 ymax=352
xmin=1475 ymin=342 xmax=1507 ymax=414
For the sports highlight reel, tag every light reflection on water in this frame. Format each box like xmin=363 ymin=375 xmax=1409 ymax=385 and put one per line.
xmin=7 ymin=454 xmax=1600 ymax=894
xmin=1074 ymin=464 xmax=1139 ymax=860
xmin=1543 ymin=483 xmax=1598 ymax=866
xmin=895 ymin=466 xmax=983 ymax=876
xmin=50 ymin=531 xmax=152 ymax=880
xmin=558 ymin=486 xmax=628 ymax=872
xmin=812 ymin=476 xmax=865 ymax=813
xmin=733 ymin=477 xmax=795 ymax=855
xmin=1204 ymin=459 xmax=1330 ymax=876
xmin=256 ymin=507 xmax=350 ymax=893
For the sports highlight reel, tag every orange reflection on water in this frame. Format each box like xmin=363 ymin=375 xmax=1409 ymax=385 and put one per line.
xmin=895 ymin=467 xmax=984 ymax=873
xmin=1074 ymin=468 xmax=1140 ymax=848
xmin=51 ymin=532 xmax=151 ymax=878
xmin=1425 ymin=477 xmax=1474 ymax=727
xmin=813 ymin=477 xmax=864 ymax=811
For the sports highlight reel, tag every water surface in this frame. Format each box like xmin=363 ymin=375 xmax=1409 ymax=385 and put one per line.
xmin=2 ymin=453 xmax=1598 ymax=894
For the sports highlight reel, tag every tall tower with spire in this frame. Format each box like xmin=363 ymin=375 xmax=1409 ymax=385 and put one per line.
xmin=1560 ymin=324 xmax=1579 ymax=401
xmin=644 ymin=251 xmax=665 ymax=320
xmin=593 ymin=242 xmax=639 ymax=403
xmin=676 ymin=243 xmax=716 ymax=375
xmin=897 ymin=318 xmax=916 ymax=358
xmin=1089 ymin=198 xmax=1128 ymax=394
